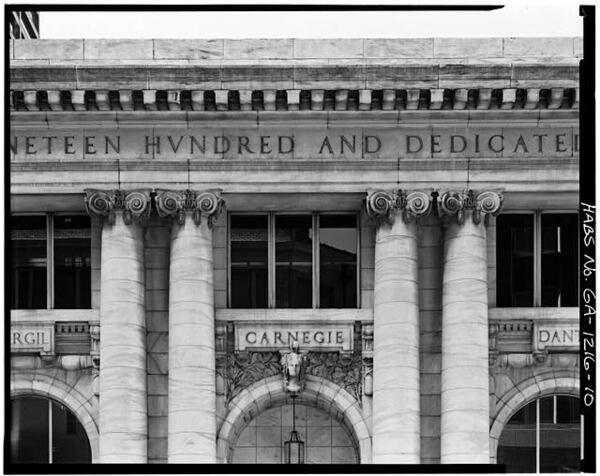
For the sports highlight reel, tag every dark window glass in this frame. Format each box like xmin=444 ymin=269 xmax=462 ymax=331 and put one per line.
xmin=230 ymin=215 xmax=268 ymax=308
xmin=10 ymin=397 xmax=49 ymax=463
xmin=319 ymin=215 xmax=357 ymax=308
xmin=10 ymin=396 xmax=92 ymax=464
xmin=539 ymin=396 xmax=554 ymax=423
xmin=11 ymin=216 xmax=47 ymax=309
xmin=498 ymin=396 xmax=580 ymax=473
xmin=541 ymin=214 xmax=578 ymax=307
xmin=497 ymin=214 xmax=534 ymax=307
xmin=276 ymin=215 xmax=312 ymax=308
xmin=556 ymin=396 xmax=579 ymax=424
xmin=54 ymin=215 xmax=91 ymax=309
xmin=51 ymin=401 xmax=92 ymax=463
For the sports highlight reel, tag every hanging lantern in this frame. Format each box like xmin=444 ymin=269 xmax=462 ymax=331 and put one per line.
xmin=283 ymin=396 xmax=305 ymax=464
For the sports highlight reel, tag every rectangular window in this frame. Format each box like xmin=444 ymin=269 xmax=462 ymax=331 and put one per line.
xmin=319 ymin=215 xmax=357 ymax=308
xmin=275 ymin=215 xmax=313 ymax=308
xmin=11 ymin=216 xmax=47 ymax=309
xmin=229 ymin=213 xmax=359 ymax=309
xmin=496 ymin=212 xmax=577 ymax=307
xmin=10 ymin=214 xmax=92 ymax=310
xmin=230 ymin=215 xmax=268 ymax=308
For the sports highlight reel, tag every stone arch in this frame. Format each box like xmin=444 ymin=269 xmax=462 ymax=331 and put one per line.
xmin=489 ymin=371 xmax=579 ymax=463
xmin=217 ymin=375 xmax=372 ymax=464
xmin=11 ymin=371 xmax=99 ymax=463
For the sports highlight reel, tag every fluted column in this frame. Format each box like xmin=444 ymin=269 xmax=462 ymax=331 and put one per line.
xmin=155 ymin=189 xmax=225 ymax=463
xmin=438 ymin=190 xmax=503 ymax=463
xmin=85 ymin=189 xmax=151 ymax=463
xmin=366 ymin=190 xmax=432 ymax=463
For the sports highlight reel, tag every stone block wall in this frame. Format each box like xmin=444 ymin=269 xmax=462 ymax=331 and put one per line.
xmin=417 ymin=215 xmax=443 ymax=464
xmin=360 ymin=209 xmax=375 ymax=310
xmin=144 ymin=216 xmax=170 ymax=463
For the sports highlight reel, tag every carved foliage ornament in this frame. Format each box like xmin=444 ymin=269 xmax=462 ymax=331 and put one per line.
xmin=437 ymin=189 xmax=503 ymax=225
xmin=365 ymin=189 xmax=433 ymax=225
xmin=155 ymin=189 xmax=225 ymax=227
xmin=84 ymin=189 xmax=151 ymax=225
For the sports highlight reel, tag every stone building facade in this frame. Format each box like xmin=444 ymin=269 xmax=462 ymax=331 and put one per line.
xmin=9 ymin=37 xmax=581 ymax=468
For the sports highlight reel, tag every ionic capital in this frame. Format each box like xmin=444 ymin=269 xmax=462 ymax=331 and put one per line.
xmin=365 ymin=189 xmax=433 ymax=225
xmin=84 ymin=189 xmax=151 ymax=225
xmin=155 ymin=189 xmax=225 ymax=227
xmin=437 ymin=189 xmax=503 ymax=225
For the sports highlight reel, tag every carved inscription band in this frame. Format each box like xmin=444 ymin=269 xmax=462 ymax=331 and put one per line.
xmin=85 ymin=189 xmax=225 ymax=226
xmin=366 ymin=189 xmax=503 ymax=225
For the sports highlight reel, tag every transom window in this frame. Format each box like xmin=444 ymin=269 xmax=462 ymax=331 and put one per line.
xmin=496 ymin=212 xmax=578 ymax=307
xmin=497 ymin=395 xmax=580 ymax=472
xmin=229 ymin=213 xmax=358 ymax=309
xmin=11 ymin=214 xmax=91 ymax=309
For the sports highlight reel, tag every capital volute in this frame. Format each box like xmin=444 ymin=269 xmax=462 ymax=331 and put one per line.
xmin=365 ymin=189 xmax=433 ymax=225
xmin=437 ymin=189 xmax=503 ymax=225
xmin=155 ymin=189 xmax=225 ymax=227
xmin=84 ymin=189 xmax=151 ymax=225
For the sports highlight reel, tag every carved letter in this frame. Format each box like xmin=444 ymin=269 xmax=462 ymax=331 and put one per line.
xmin=533 ymin=134 xmax=547 ymax=153
xmin=190 ymin=136 xmax=206 ymax=154
xmin=214 ymin=136 xmax=230 ymax=154
xmin=85 ymin=136 xmax=97 ymax=154
xmin=25 ymin=137 xmax=37 ymax=154
xmin=238 ymin=136 xmax=254 ymax=154
xmin=260 ymin=136 xmax=272 ymax=154
xmin=513 ymin=135 xmax=528 ymax=153
xmin=319 ymin=136 xmax=333 ymax=154
xmin=167 ymin=135 xmax=184 ymax=153
xmin=278 ymin=136 xmax=294 ymax=154
xmin=245 ymin=331 xmax=257 ymax=344
xmin=488 ymin=134 xmax=504 ymax=153
xmin=430 ymin=135 xmax=441 ymax=154
xmin=539 ymin=330 xmax=550 ymax=343
xmin=364 ymin=135 xmax=381 ymax=154
xmin=406 ymin=135 xmax=423 ymax=153
xmin=556 ymin=134 xmax=567 ymax=153
xmin=105 ymin=136 xmax=120 ymax=154
xmin=145 ymin=135 xmax=160 ymax=154
xmin=64 ymin=136 xmax=75 ymax=154
xmin=42 ymin=136 xmax=57 ymax=154
xmin=450 ymin=135 xmax=466 ymax=153
xmin=340 ymin=135 xmax=356 ymax=154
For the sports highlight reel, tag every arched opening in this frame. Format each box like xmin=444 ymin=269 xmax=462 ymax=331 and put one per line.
xmin=217 ymin=375 xmax=371 ymax=464
xmin=497 ymin=395 xmax=580 ymax=472
xmin=10 ymin=395 xmax=92 ymax=464
xmin=231 ymin=400 xmax=359 ymax=464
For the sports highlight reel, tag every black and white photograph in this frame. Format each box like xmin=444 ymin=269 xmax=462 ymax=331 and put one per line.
xmin=6 ymin=1 xmax=594 ymax=472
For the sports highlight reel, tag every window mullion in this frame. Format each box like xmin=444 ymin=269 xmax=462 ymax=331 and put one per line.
xmin=47 ymin=214 xmax=54 ymax=310
xmin=48 ymin=399 xmax=53 ymax=464
xmin=534 ymin=212 xmax=542 ymax=307
xmin=313 ymin=213 xmax=319 ymax=309
xmin=356 ymin=212 xmax=361 ymax=309
xmin=535 ymin=398 xmax=540 ymax=473
xmin=268 ymin=213 xmax=276 ymax=308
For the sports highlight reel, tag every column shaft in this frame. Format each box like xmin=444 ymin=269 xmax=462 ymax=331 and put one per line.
xmin=99 ymin=213 xmax=147 ymax=462
xmin=372 ymin=211 xmax=420 ymax=463
xmin=168 ymin=214 xmax=217 ymax=462
xmin=440 ymin=217 xmax=490 ymax=463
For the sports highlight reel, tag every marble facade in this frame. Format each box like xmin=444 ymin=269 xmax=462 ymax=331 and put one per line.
xmin=9 ymin=37 xmax=580 ymax=465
